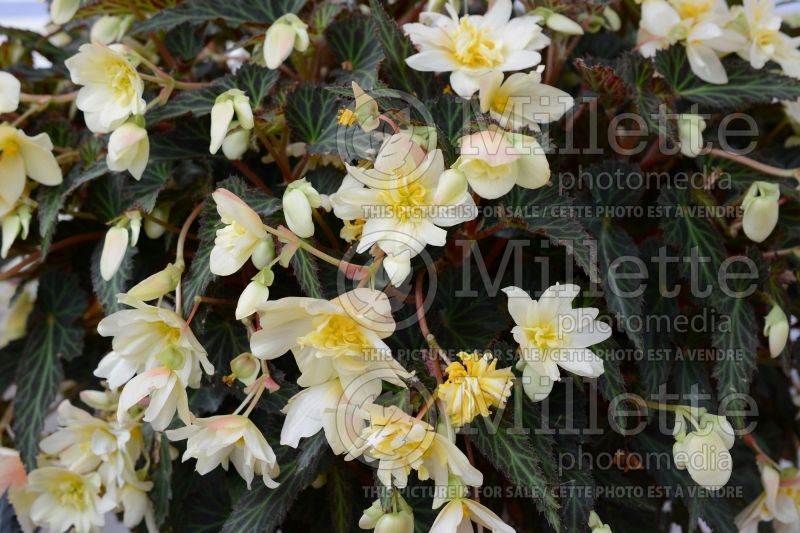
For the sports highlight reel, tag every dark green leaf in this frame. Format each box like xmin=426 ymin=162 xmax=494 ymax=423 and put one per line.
xmin=326 ymin=16 xmax=384 ymax=88
xmin=290 ymin=247 xmax=324 ymax=298
xmin=137 ymin=0 xmax=306 ymax=33
xmin=124 ymin=163 xmax=173 ymax=213
xmin=284 ymin=84 xmax=341 ymax=155
xmin=151 ymin=435 xmax=173 ymax=527
xmin=165 ymin=23 xmax=204 ymax=62
xmin=326 ymin=465 xmax=353 ymax=533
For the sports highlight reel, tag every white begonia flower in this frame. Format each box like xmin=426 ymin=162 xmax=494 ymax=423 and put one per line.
xmin=329 ymin=133 xmax=476 ymax=286
xmin=167 ymin=415 xmax=280 ymax=488
xmin=279 ymin=379 xmax=357 ymax=453
xmin=677 ymin=113 xmax=707 ymax=157
xmin=107 ymin=120 xmax=150 ymax=180
xmin=733 ymin=0 xmax=800 ymax=78
xmin=346 ymin=404 xmax=483 ymax=489
xmin=282 ymin=178 xmax=322 ymax=238
xmin=95 ymin=293 xmax=214 ymax=390
xmin=50 ymin=0 xmax=80 ymax=24
xmin=742 ymin=181 xmax=780 ymax=243
xmin=117 ymin=366 xmax=193 ymax=431
xmin=352 ymin=81 xmax=380 ymax=132
xmin=455 ymin=128 xmax=550 ymax=200
xmin=672 ymin=408 xmax=734 ymax=489
xmin=403 ymin=0 xmax=546 ymax=97
xmin=209 ymin=89 xmax=254 ymax=154
xmin=431 ymin=497 xmax=514 ymax=533
xmin=210 ymin=188 xmax=268 ymax=276
xmin=637 ymin=0 xmax=745 ymax=84
xmin=236 ymin=268 xmax=274 ymax=320
xmin=764 ymin=304 xmax=790 ymax=357
xmin=26 ymin=467 xmax=115 ymax=533
xmin=118 ymin=473 xmax=157 ymax=532
xmin=250 ymin=288 xmax=409 ymax=398
xmin=100 ymin=225 xmax=130 ymax=281
xmin=126 ymin=262 xmax=183 ymax=301
xmin=735 ymin=459 xmax=800 ymax=532
xmin=359 ymin=494 xmax=414 ymax=533
xmin=264 ymin=13 xmax=310 ymax=70
xmin=0 ymin=125 xmax=62 ymax=217
xmin=222 ymin=127 xmax=251 ymax=160
xmin=589 ymin=511 xmax=612 ymax=533
xmin=478 ymin=69 xmax=574 ymax=131
xmin=503 ymin=284 xmax=612 ymax=402
xmin=65 ymin=43 xmax=146 ymax=133
xmin=91 ymin=15 xmax=135 ymax=45
xmin=0 ymin=71 xmax=21 ymax=113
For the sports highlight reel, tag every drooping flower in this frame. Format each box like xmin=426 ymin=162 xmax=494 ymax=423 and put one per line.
xmin=677 ymin=113 xmax=707 ymax=157
xmin=404 ymin=0 xmax=546 ymax=97
xmin=107 ymin=120 xmax=150 ymax=180
xmin=503 ymin=284 xmax=612 ymax=402
xmin=438 ymin=352 xmax=514 ymax=427
xmin=672 ymin=407 xmax=734 ymax=489
xmin=764 ymin=304 xmax=790 ymax=357
xmin=429 ymin=476 xmax=512 ymax=533
xmin=742 ymin=180 xmax=780 ymax=243
xmin=0 ymin=71 xmax=20 ymax=113
xmin=454 ymin=128 xmax=550 ymax=200
xmin=117 ymin=367 xmax=193 ymax=430
xmin=0 ymin=124 xmax=62 ymax=217
xmin=26 ymin=467 xmax=115 ymax=533
xmin=65 ymin=43 xmax=146 ymax=133
xmin=732 ymin=0 xmax=800 ymax=78
xmin=167 ymin=414 xmax=280 ymax=488
xmin=264 ymin=13 xmax=309 ymax=69
xmin=236 ymin=268 xmax=274 ymax=320
xmin=250 ymin=288 xmax=408 ymax=397
xmin=100 ymin=225 xmax=130 ymax=281
xmin=735 ymin=459 xmax=800 ymax=532
xmin=209 ymin=89 xmax=254 ymax=154
xmin=478 ymin=69 xmax=573 ymax=131
xmin=282 ymin=178 xmax=323 ymax=238
xmin=210 ymin=188 xmax=268 ymax=276
xmin=221 ymin=126 xmax=251 ymax=160
xmin=329 ymin=133 xmax=476 ymax=285
xmin=126 ymin=262 xmax=183 ymax=302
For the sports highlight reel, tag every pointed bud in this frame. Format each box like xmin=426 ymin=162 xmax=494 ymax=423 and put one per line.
xmin=588 ymin=511 xmax=612 ymax=533
xmin=677 ymin=114 xmax=707 ymax=157
xmin=1 ymin=214 xmax=21 ymax=259
xmin=236 ymin=278 xmax=271 ymax=319
xmin=283 ymin=179 xmax=321 ymax=238
xmin=742 ymin=181 xmax=780 ymax=243
xmin=602 ymin=7 xmax=621 ymax=31
xmin=222 ymin=128 xmax=251 ymax=160
xmin=17 ymin=204 xmax=31 ymax=240
xmin=144 ymin=204 xmax=171 ymax=239
xmin=352 ymin=82 xmax=380 ymax=132
xmin=764 ymin=304 xmax=789 ymax=357
xmin=434 ymin=169 xmax=468 ymax=205
xmin=251 ymin=238 xmax=276 ymax=270
xmin=100 ymin=226 xmax=129 ymax=281
xmin=50 ymin=0 xmax=80 ymax=24
xmin=128 ymin=211 xmax=142 ymax=247
xmin=127 ymin=262 xmax=183 ymax=301
xmin=230 ymin=352 xmax=260 ymax=385
xmin=210 ymin=89 xmax=254 ymax=154
xmin=90 ymin=15 xmax=134 ymax=45
xmin=264 ymin=13 xmax=309 ymax=69
xmin=0 ymin=71 xmax=21 ymax=113
xmin=79 ymin=389 xmax=119 ymax=411
xmin=546 ymin=12 xmax=584 ymax=35
xmin=107 ymin=121 xmax=149 ymax=180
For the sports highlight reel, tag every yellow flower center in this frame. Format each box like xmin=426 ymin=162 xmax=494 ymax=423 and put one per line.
xmin=1 ymin=140 xmax=19 ymax=157
xmin=337 ymin=108 xmax=357 ymax=127
xmin=300 ymin=314 xmax=367 ymax=352
xmin=675 ymin=0 xmax=712 ymax=20
xmin=524 ymin=322 xmax=562 ymax=351
xmin=153 ymin=321 xmax=182 ymax=345
xmin=106 ymin=61 xmax=136 ymax=99
xmin=452 ymin=18 xmax=504 ymax=69
xmin=57 ymin=479 xmax=87 ymax=509
xmin=754 ymin=28 xmax=779 ymax=49
xmin=491 ymin=93 xmax=510 ymax=115
xmin=379 ymin=182 xmax=428 ymax=223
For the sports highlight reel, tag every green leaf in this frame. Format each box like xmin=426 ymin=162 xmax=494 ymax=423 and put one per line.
xmin=170 ymin=469 xmax=231 ymax=532
xmin=656 ymin=46 xmax=800 ymax=109
xmin=137 ymin=0 xmax=306 ymax=33
xmin=290 ymin=247 xmax=324 ymax=298
xmin=284 ymin=84 xmax=342 ymax=155
xmin=76 ymin=0 xmax=177 ymax=18
xmin=0 ymin=340 xmax=24 ymax=398
xmin=326 ymin=465 xmax=353 ymax=533
xmin=310 ymin=1 xmax=344 ymax=32
xmin=88 ymin=173 xmax=127 ymax=221
xmin=147 ymin=64 xmax=279 ymax=123
xmin=369 ymin=0 xmax=439 ymax=100
xmin=124 ymin=163 xmax=173 ymax=213
xmin=151 ymin=435 xmax=173 ymax=527
xmin=468 ymin=408 xmax=561 ymax=531
xmin=220 ymin=432 xmax=328 ymax=533
xmin=91 ymin=241 xmax=137 ymax=314
xmin=326 ymin=16 xmax=384 ymax=88
xmin=428 ymin=94 xmax=473 ymax=164
xmin=13 ymin=272 xmax=87 ymax=470
xmin=560 ymin=466 xmax=594 ymax=533
xmin=164 ymin=23 xmax=205 ymax=62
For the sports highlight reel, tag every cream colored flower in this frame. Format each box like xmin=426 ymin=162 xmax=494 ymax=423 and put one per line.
xmin=210 ymin=188 xmax=268 ymax=276
xmin=167 ymin=414 xmax=280 ymax=488
xmin=329 ymin=133 xmax=476 ymax=285
xmin=107 ymin=121 xmax=149 ymax=180
xmin=26 ymin=467 xmax=115 ymax=533
xmin=478 ymin=69 xmax=573 ymax=131
xmin=455 ymin=128 xmax=550 ymax=200
xmin=264 ymin=13 xmax=309 ymax=69
xmin=95 ymin=293 xmax=213 ymax=390
xmin=65 ymin=43 xmax=146 ymax=133
xmin=438 ymin=352 xmax=514 ymax=427
xmin=677 ymin=113 xmax=707 ymax=157
xmin=1 ymin=205 xmax=31 ymax=259
xmin=404 ymin=0 xmax=546 ymax=97
xmin=0 ymin=71 xmax=20 ymax=113
xmin=672 ymin=408 xmax=734 ymax=489
xmin=430 ymin=477 xmax=512 ymax=533
xmin=764 ymin=304 xmax=790 ymax=357
xmin=589 ymin=510 xmax=612 ymax=533
xmin=250 ymin=288 xmax=408 ymax=397
xmin=91 ymin=15 xmax=135 ymax=45
xmin=100 ymin=225 xmax=130 ymax=281
xmin=0 ymin=124 xmax=62 ymax=217
xmin=127 ymin=262 xmax=183 ymax=301
xmin=733 ymin=0 xmax=800 ymax=78
xmin=735 ymin=459 xmax=800 ymax=532
xmin=118 ymin=367 xmax=193 ymax=430
xmin=235 ymin=272 xmax=272 ymax=320
xmin=742 ymin=181 xmax=780 ymax=243
xmin=210 ymin=89 xmax=254 ymax=154
xmin=504 ymin=284 xmax=612 ymax=402
xmin=282 ymin=178 xmax=323 ymax=238
xmin=346 ymin=404 xmax=482 ymax=489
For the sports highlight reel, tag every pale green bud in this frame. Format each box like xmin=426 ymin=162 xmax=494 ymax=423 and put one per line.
xmin=230 ymin=352 xmax=260 ymax=385
xmin=764 ymin=304 xmax=789 ymax=357
xmin=144 ymin=203 xmax=171 ymax=240
xmin=742 ymin=181 xmax=780 ymax=243
xmin=156 ymin=345 xmax=185 ymax=371
xmin=127 ymin=262 xmax=183 ymax=301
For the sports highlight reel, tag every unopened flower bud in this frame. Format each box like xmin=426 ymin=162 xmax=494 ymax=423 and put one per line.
xmin=742 ymin=181 xmax=780 ymax=243
xmin=230 ymin=352 xmax=260 ymax=385
xmin=222 ymin=127 xmax=251 ymax=160
xmin=144 ymin=203 xmax=171 ymax=240
xmin=127 ymin=262 xmax=183 ymax=301
xmin=677 ymin=114 xmax=707 ymax=157
xmin=79 ymin=389 xmax=119 ymax=411
xmin=0 ymin=71 xmax=20 ymax=113
xmin=282 ymin=179 xmax=321 ymax=238
xmin=1 ymin=213 xmax=21 ymax=259
xmin=236 ymin=272 xmax=273 ymax=319
xmin=764 ymin=304 xmax=789 ymax=357
xmin=128 ymin=211 xmax=142 ymax=247
xmin=156 ymin=345 xmax=185 ymax=371
xmin=17 ymin=204 xmax=31 ymax=240
xmin=434 ymin=169 xmax=468 ymax=206
xmin=588 ymin=511 xmax=612 ymax=533
xmin=107 ymin=120 xmax=150 ymax=180
xmin=602 ymin=7 xmax=621 ymax=31
xmin=91 ymin=15 xmax=134 ymax=45
xmin=352 ymin=81 xmax=380 ymax=132
xmin=100 ymin=225 xmax=129 ymax=281
xmin=359 ymin=494 xmax=414 ymax=533
xmin=210 ymin=89 xmax=254 ymax=154
xmin=50 ymin=0 xmax=80 ymax=24
xmin=672 ymin=410 xmax=734 ymax=489
xmin=263 ymin=13 xmax=309 ymax=69
xmin=251 ymin=238 xmax=276 ymax=270
xmin=545 ymin=12 xmax=584 ymax=35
